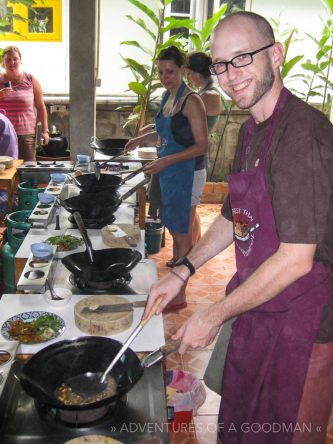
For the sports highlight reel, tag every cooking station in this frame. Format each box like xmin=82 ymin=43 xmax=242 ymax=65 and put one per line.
xmin=0 ymin=167 xmax=170 ymax=443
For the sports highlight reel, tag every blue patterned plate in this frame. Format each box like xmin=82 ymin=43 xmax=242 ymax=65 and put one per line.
xmin=1 ymin=311 xmax=65 ymax=344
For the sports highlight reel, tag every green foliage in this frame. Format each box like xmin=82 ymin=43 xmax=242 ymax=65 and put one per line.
xmin=186 ymin=3 xmax=228 ymax=52
xmin=298 ymin=2 xmax=333 ymax=115
xmin=121 ymin=0 xmax=228 ymax=134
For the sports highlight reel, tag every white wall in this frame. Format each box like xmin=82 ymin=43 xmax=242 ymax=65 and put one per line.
xmin=249 ymin=0 xmax=331 ymax=95
xmin=1 ymin=0 xmax=330 ymax=97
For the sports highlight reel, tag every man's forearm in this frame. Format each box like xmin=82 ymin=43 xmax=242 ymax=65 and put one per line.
xmin=210 ymin=242 xmax=316 ymax=326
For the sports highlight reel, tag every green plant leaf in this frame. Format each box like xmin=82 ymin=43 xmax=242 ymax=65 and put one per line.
xmin=161 ymin=17 xmax=196 ymax=33
xmin=301 ymin=62 xmax=322 ymax=73
xmin=121 ymin=40 xmax=153 ymax=56
xmin=128 ymin=0 xmax=159 ymax=26
xmin=122 ymin=57 xmax=151 ymax=81
xmin=128 ymin=81 xmax=147 ymax=95
xmin=189 ymin=33 xmax=202 ymax=50
xmin=201 ymin=3 xmax=228 ymax=43
xmin=281 ymin=55 xmax=304 ymax=78
xmin=125 ymin=15 xmax=156 ymax=40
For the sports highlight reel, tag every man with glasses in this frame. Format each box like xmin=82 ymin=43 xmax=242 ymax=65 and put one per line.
xmin=144 ymin=11 xmax=333 ymax=444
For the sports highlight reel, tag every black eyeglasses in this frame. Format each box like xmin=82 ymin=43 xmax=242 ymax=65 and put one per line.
xmin=209 ymin=43 xmax=274 ymax=75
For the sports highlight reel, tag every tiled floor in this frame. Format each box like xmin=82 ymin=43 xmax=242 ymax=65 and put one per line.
xmin=148 ymin=203 xmax=333 ymax=444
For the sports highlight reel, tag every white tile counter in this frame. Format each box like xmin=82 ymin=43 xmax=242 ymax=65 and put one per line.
xmin=0 ymin=293 xmax=165 ymax=354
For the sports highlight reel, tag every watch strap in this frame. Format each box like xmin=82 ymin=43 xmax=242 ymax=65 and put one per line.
xmin=175 ymin=256 xmax=195 ymax=276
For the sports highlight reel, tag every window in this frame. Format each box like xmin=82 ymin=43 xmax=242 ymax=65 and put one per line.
xmin=169 ymin=0 xmax=193 ymax=38
xmin=167 ymin=0 xmax=246 ymax=37
xmin=208 ymin=0 xmax=246 ymax=19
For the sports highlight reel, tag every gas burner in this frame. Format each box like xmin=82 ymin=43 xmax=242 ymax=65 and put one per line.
xmin=69 ymin=273 xmax=138 ymax=294
xmin=35 ymin=397 xmax=126 ymax=427
xmin=37 ymin=203 xmax=52 ymax=209
xmin=68 ymin=213 xmax=116 ymax=229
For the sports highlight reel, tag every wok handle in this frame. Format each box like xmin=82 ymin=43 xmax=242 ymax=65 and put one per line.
xmin=141 ymin=340 xmax=181 ymax=369
xmin=120 ymin=176 xmax=150 ymax=202
xmin=73 ymin=211 xmax=94 ymax=263
xmin=90 ymin=136 xmax=100 ymax=150
xmin=120 ymin=163 xmax=147 ymax=184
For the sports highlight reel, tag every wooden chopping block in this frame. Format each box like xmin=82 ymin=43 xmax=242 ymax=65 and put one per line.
xmin=74 ymin=295 xmax=133 ymax=335
xmin=101 ymin=224 xmax=141 ymax=248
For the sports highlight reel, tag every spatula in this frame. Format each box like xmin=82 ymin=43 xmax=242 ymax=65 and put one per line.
xmin=66 ymin=297 xmax=162 ymax=398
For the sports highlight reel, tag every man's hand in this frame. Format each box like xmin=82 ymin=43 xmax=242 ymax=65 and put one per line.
xmin=172 ymin=304 xmax=222 ymax=354
xmin=142 ymin=272 xmax=185 ymax=318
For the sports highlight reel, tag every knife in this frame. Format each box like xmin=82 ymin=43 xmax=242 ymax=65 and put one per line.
xmin=81 ymin=300 xmax=147 ymax=314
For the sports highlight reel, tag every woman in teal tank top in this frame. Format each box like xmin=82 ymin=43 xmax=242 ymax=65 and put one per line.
xmin=187 ymin=52 xmax=223 ymax=244
xmin=125 ymin=46 xmax=208 ymax=311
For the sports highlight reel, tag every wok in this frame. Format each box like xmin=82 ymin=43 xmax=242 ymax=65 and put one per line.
xmin=61 ymin=212 xmax=142 ymax=282
xmin=14 ymin=336 xmax=179 ymax=411
xmin=72 ymin=163 xmax=147 ymax=194
xmin=90 ymin=136 xmax=129 ymax=157
xmin=59 ymin=176 xmax=150 ymax=220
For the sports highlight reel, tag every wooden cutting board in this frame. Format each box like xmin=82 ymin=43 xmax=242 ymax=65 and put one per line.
xmin=101 ymin=224 xmax=141 ymax=248
xmin=74 ymin=295 xmax=133 ymax=335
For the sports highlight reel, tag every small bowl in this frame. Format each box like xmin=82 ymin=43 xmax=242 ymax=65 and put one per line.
xmin=31 ymin=242 xmax=53 ymax=260
xmin=50 ymin=173 xmax=66 ymax=184
xmin=38 ymin=192 xmax=55 ymax=204
xmin=76 ymin=154 xmax=90 ymax=163
xmin=0 ymin=164 xmax=6 ymax=173
xmin=43 ymin=287 xmax=72 ymax=307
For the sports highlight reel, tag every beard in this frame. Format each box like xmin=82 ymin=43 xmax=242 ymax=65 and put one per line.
xmin=227 ymin=58 xmax=275 ymax=110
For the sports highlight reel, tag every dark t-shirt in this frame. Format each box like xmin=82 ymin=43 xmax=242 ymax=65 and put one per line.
xmin=222 ymin=93 xmax=333 ymax=343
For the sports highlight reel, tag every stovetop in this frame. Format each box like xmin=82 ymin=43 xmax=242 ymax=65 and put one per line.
xmin=0 ymin=363 xmax=169 ymax=443
xmin=52 ymin=259 xmax=157 ymax=296
xmin=68 ymin=273 xmax=138 ymax=295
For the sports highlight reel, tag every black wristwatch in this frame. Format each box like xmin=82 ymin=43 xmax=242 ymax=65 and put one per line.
xmin=174 ymin=256 xmax=195 ymax=276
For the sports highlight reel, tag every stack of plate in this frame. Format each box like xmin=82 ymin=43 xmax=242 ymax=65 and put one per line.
xmin=0 ymin=156 xmax=13 ymax=169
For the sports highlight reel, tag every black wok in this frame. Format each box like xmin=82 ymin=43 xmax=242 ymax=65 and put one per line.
xmin=59 ymin=176 xmax=150 ymax=220
xmin=90 ymin=136 xmax=129 ymax=157
xmin=14 ymin=336 xmax=179 ymax=411
xmin=61 ymin=212 xmax=142 ymax=282
xmin=72 ymin=163 xmax=147 ymax=194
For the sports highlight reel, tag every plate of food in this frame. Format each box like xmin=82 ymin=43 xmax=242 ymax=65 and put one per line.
xmin=46 ymin=234 xmax=84 ymax=252
xmin=1 ymin=311 xmax=65 ymax=344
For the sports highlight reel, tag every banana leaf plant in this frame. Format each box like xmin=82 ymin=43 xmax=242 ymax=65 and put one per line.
xmin=120 ymin=0 xmax=197 ymax=135
xmin=298 ymin=0 xmax=333 ymax=116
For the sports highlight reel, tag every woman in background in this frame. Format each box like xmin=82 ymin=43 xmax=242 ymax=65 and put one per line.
xmin=0 ymin=46 xmax=49 ymax=161
xmin=125 ymin=46 xmax=208 ymax=311
xmin=187 ymin=51 xmax=222 ymax=243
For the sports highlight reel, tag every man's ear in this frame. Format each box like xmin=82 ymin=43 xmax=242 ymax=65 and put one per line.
xmin=272 ymin=42 xmax=284 ymax=69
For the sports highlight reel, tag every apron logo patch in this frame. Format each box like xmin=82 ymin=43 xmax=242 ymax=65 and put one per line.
xmin=232 ymin=208 xmax=260 ymax=256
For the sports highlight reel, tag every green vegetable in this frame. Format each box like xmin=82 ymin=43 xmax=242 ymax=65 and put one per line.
xmin=33 ymin=314 xmax=62 ymax=334
xmin=47 ymin=235 xmax=83 ymax=251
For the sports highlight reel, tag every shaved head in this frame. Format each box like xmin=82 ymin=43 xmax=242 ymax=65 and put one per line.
xmin=214 ymin=11 xmax=275 ymax=47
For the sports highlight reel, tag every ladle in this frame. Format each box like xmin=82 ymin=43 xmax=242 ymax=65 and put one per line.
xmin=72 ymin=211 xmax=94 ymax=263
xmin=54 ymin=214 xmax=61 ymax=230
xmin=66 ymin=297 xmax=162 ymax=398
xmin=74 ymin=210 xmax=139 ymax=274
xmin=93 ymin=161 xmax=101 ymax=181
xmin=46 ymin=279 xmax=64 ymax=301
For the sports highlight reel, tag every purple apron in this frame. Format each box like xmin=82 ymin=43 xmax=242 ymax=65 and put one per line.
xmin=219 ymin=88 xmax=333 ymax=444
